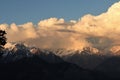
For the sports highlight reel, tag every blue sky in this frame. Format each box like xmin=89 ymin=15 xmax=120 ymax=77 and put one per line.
xmin=0 ymin=0 xmax=120 ymax=24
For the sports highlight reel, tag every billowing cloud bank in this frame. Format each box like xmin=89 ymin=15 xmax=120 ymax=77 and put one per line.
xmin=1 ymin=1 xmax=120 ymax=51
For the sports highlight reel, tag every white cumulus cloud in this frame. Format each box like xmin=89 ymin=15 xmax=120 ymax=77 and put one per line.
xmin=1 ymin=1 xmax=120 ymax=52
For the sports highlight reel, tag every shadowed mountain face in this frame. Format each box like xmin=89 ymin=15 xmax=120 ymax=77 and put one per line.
xmin=62 ymin=53 xmax=108 ymax=69
xmin=1 ymin=43 xmax=120 ymax=80
xmin=0 ymin=56 xmax=107 ymax=80
xmin=95 ymin=56 xmax=120 ymax=79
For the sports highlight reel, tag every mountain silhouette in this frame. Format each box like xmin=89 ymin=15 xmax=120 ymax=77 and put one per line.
xmin=95 ymin=56 xmax=120 ymax=79
xmin=0 ymin=55 xmax=108 ymax=80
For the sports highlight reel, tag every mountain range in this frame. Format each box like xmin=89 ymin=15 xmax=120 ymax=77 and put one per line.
xmin=1 ymin=42 xmax=120 ymax=80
